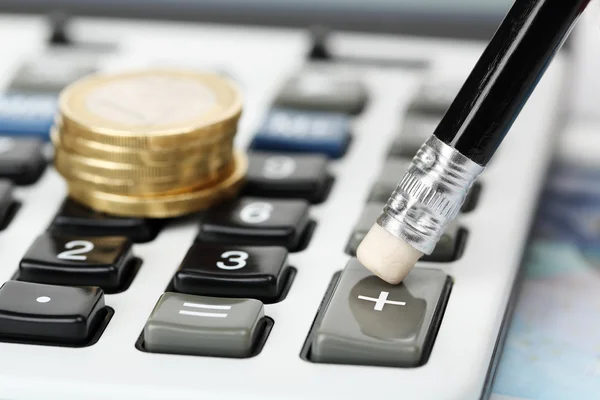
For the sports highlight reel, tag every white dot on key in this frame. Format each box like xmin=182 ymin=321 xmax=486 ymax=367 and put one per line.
xmin=36 ymin=296 xmax=51 ymax=303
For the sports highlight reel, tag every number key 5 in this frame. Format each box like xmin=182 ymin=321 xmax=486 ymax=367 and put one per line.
xmin=172 ymin=244 xmax=292 ymax=303
xmin=18 ymin=233 xmax=138 ymax=293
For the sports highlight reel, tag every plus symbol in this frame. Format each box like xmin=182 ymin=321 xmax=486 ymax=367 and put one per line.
xmin=357 ymin=291 xmax=406 ymax=311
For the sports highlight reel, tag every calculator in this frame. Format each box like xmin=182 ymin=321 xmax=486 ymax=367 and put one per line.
xmin=0 ymin=13 xmax=567 ymax=400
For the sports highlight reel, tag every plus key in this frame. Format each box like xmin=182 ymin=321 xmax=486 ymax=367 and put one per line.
xmin=310 ymin=259 xmax=452 ymax=367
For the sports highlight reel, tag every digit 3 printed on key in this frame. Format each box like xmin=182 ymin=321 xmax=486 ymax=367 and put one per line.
xmin=216 ymin=251 xmax=249 ymax=270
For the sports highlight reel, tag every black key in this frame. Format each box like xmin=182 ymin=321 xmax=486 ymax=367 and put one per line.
xmin=173 ymin=244 xmax=291 ymax=302
xmin=197 ymin=197 xmax=311 ymax=251
xmin=7 ymin=56 xmax=97 ymax=95
xmin=367 ymin=159 xmax=411 ymax=203
xmin=0 ymin=180 xmax=14 ymax=229
xmin=18 ymin=233 xmax=136 ymax=293
xmin=387 ymin=118 xmax=439 ymax=159
xmin=244 ymin=152 xmax=332 ymax=203
xmin=49 ymin=198 xmax=162 ymax=243
xmin=0 ymin=280 xmax=106 ymax=345
xmin=273 ymin=67 xmax=368 ymax=115
xmin=406 ymin=78 xmax=461 ymax=117
xmin=0 ymin=137 xmax=46 ymax=185
xmin=461 ymin=181 xmax=481 ymax=213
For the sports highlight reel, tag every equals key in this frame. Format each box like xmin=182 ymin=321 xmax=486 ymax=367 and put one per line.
xmin=142 ymin=293 xmax=269 ymax=358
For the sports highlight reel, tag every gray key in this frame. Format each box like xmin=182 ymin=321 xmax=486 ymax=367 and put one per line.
xmin=345 ymin=203 xmax=461 ymax=262
xmin=406 ymin=79 xmax=461 ymax=117
xmin=7 ymin=56 xmax=97 ymax=94
xmin=311 ymin=259 xmax=450 ymax=367
xmin=143 ymin=293 xmax=264 ymax=357
xmin=274 ymin=68 xmax=368 ymax=114
xmin=367 ymin=158 xmax=411 ymax=203
xmin=388 ymin=117 xmax=440 ymax=159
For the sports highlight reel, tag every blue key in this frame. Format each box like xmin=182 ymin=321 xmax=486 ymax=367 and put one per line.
xmin=250 ymin=108 xmax=350 ymax=158
xmin=0 ymin=92 xmax=57 ymax=141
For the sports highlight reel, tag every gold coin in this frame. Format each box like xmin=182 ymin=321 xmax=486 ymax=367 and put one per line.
xmin=58 ymin=68 xmax=243 ymax=149
xmin=52 ymin=130 xmax=232 ymax=183
xmin=54 ymin=153 xmax=236 ymax=196
xmin=55 ymin=121 xmax=235 ymax=166
xmin=66 ymin=151 xmax=248 ymax=218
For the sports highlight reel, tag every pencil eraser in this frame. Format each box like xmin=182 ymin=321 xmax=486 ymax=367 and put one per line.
xmin=356 ymin=223 xmax=423 ymax=284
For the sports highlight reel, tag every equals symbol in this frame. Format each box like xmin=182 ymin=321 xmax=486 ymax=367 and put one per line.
xmin=178 ymin=302 xmax=231 ymax=318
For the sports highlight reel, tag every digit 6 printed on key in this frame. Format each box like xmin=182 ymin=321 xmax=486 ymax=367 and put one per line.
xmin=239 ymin=202 xmax=273 ymax=224
xmin=262 ymin=156 xmax=296 ymax=179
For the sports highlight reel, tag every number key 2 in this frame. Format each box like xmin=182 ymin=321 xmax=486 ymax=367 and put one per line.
xmin=172 ymin=244 xmax=291 ymax=303
xmin=18 ymin=233 xmax=138 ymax=293
xmin=197 ymin=197 xmax=311 ymax=251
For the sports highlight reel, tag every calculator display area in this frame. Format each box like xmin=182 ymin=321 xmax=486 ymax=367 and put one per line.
xmin=0 ymin=0 xmax=515 ymax=39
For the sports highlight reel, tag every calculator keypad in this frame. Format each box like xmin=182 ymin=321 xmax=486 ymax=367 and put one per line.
xmin=18 ymin=233 xmax=137 ymax=293
xmin=250 ymin=108 xmax=351 ymax=159
xmin=0 ymin=280 xmax=107 ymax=345
xmin=310 ymin=259 xmax=451 ymax=367
xmin=173 ymin=244 xmax=291 ymax=303
xmin=196 ymin=197 xmax=311 ymax=251
xmin=0 ymin=137 xmax=46 ymax=185
xmin=143 ymin=292 xmax=266 ymax=358
xmin=0 ymin=48 xmax=465 ymax=372
xmin=244 ymin=152 xmax=332 ymax=203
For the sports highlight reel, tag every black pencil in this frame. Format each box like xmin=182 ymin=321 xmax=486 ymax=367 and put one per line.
xmin=357 ymin=0 xmax=592 ymax=284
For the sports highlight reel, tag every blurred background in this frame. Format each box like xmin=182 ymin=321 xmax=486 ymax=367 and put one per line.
xmin=1 ymin=0 xmax=515 ymax=40
xmin=3 ymin=0 xmax=599 ymax=160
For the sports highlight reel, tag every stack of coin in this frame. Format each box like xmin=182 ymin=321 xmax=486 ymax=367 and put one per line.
xmin=50 ymin=68 xmax=248 ymax=218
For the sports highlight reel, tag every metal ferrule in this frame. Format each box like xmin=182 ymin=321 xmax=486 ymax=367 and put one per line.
xmin=377 ymin=134 xmax=485 ymax=255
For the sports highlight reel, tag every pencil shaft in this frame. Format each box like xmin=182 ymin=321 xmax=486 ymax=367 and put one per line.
xmin=434 ymin=0 xmax=590 ymax=165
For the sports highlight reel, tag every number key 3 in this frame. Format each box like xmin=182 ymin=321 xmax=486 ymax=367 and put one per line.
xmin=18 ymin=233 xmax=138 ymax=293
xmin=172 ymin=244 xmax=292 ymax=303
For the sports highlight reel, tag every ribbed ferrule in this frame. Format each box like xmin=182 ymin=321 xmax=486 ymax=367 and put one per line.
xmin=377 ymin=134 xmax=485 ymax=254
